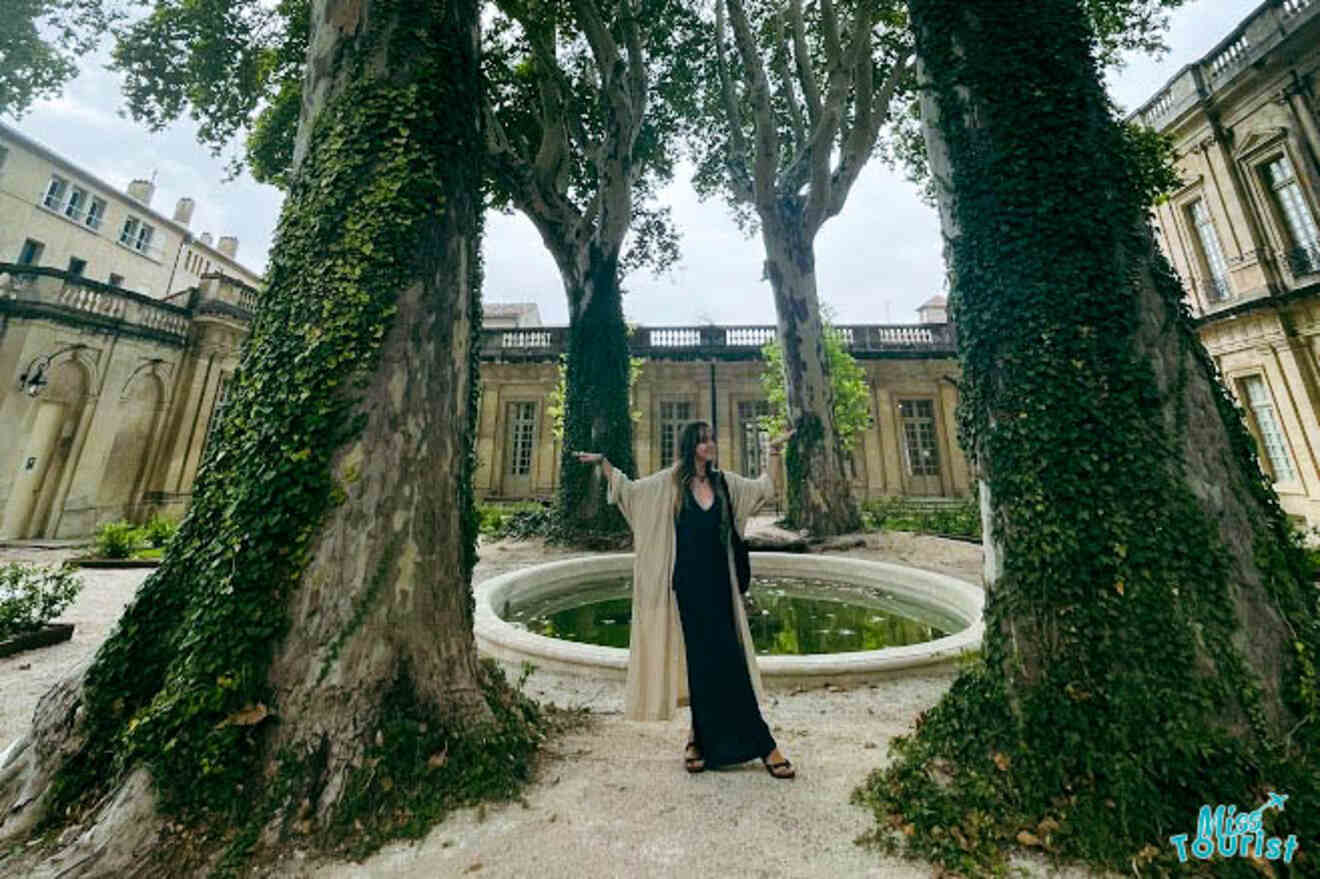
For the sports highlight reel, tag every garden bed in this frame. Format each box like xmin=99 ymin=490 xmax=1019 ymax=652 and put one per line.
xmin=72 ymin=557 xmax=162 ymax=569
xmin=0 ymin=622 xmax=74 ymax=659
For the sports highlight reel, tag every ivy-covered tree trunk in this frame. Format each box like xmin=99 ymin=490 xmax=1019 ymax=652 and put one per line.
xmin=0 ymin=0 xmax=539 ymax=873
xmin=554 ymin=244 xmax=636 ymax=543
xmin=761 ymin=208 xmax=861 ymax=536
xmin=855 ymin=0 xmax=1320 ymax=873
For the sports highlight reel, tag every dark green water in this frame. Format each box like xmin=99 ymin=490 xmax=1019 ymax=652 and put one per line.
xmin=503 ymin=576 xmax=961 ymax=655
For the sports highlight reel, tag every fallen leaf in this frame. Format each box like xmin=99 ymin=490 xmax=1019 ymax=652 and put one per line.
xmin=428 ymin=748 xmax=448 ymax=770
xmin=1115 ymin=580 xmax=1125 ymax=596
xmin=902 ymin=823 xmax=916 ymax=837
xmin=1247 ymin=855 xmax=1277 ymax=878
xmin=1017 ymin=830 xmax=1042 ymax=847
xmin=993 ymin=752 xmax=1011 ymax=772
xmin=1037 ymin=817 xmax=1060 ymax=834
xmin=216 ymin=703 xmax=269 ymax=729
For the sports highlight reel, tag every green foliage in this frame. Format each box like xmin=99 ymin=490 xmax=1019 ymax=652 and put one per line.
xmin=760 ymin=314 xmax=872 ymax=454
xmin=854 ymin=0 xmax=1320 ymax=875
xmin=1118 ymin=119 xmax=1183 ymax=204
xmin=547 ymin=353 xmax=644 ymax=442
xmin=111 ymin=0 xmax=309 ymax=181
xmin=861 ymin=496 xmax=981 ymax=540
xmin=0 ymin=563 xmax=82 ymax=640
xmin=86 ymin=516 xmax=174 ymax=558
xmin=328 ymin=659 xmax=544 ymax=859
xmin=92 ymin=519 xmax=142 ymax=559
xmin=141 ymin=513 xmax=178 ymax=549
xmin=477 ymin=502 xmax=546 ymax=537
xmin=45 ymin=0 xmax=493 ymax=861
xmin=881 ymin=1 xmax=1193 ymax=197
xmin=0 ymin=0 xmax=119 ymax=117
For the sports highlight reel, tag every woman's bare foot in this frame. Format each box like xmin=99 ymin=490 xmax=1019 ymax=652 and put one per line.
xmin=762 ymin=747 xmax=795 ymax=779
xmin=684 ymin=738 xmax=705 ymax=773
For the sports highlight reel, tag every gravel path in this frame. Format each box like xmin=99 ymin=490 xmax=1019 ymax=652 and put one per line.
xmin=0 ymin=532 xmax=1104 ymax=878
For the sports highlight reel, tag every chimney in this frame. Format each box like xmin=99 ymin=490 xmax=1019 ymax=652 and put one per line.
xmin=217 ymin=236 xmax=238 ymax=259
xmin=173 ymin=197 xmax=195 ymax=226
xmin=200 ymin=232 xmax=213 ymax=246
xmin=126 ymin=178 xmax=155 ymax=206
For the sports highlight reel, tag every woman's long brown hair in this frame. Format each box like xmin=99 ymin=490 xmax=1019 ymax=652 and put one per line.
xmin=671 ymin=421 xmax=733 ymax=548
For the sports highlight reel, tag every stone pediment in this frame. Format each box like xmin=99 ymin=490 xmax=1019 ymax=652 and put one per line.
xmin=1233 ymin=126 xmax=1287 ymax=160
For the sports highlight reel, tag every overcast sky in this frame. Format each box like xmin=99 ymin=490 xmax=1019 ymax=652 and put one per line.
xmin=4 ymin=0 xmax=1259 ymax=326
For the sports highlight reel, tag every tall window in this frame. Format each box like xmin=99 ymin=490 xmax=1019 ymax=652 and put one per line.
xmin=85 ymin=197 xmax=106 ymax=230
xmin=738 ymin=400 xmax=770 ymax=476
xmin=659 ymin=400 xmax=693 ymax=468
xmin=1187 ymin=198 xmax=1231 ymax=301
xmin=1264 ymin=155 xmax=1320 ymax=274
xmin=17 ymin=239 xmax=44 ymax=266
xmin=63 ymin=186 xmax=88 ymax=222
xmin=42 ymin=175 xmax=67 ymax=210
xmin=898 ymin=399 xmax=941 ymax=477
xmin=506 ymin=402 xmax=537 ymax=476
xmin=1240 ymin=375 xmax=1296 ymax=482
xmin=119 ymin=216 xmax=155 ymax=254
xmin=67 ymin=257 xmax=86 ymax=277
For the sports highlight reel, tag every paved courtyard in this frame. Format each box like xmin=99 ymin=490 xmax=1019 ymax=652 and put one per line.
xmin=0 ymin=529 xmax=1108 ymax=878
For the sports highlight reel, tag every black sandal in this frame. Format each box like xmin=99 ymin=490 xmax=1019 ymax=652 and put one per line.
xmin=684 ymin=740 xmax=705 ymax=774
xmin=763 ymin=757 xmax=795 ymax=779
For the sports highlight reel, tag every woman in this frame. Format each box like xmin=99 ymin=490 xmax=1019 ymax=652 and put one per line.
xmin=573 ymin=422 xmax=795 ymax=779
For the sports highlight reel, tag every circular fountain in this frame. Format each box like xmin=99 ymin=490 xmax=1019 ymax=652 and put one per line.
xmin=474 ymin=553 xmax=983 ymax=689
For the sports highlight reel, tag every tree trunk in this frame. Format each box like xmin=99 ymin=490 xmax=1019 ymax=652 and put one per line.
xmin=761 ymin=204 xmax=860 ymax=536
xmin=554 ymin=243 xmax=636 ymax=543
xmin=0 ymin=0 xmax=539 ymax=873
xmin=855 ymin=0 xmax=1320 ymax=870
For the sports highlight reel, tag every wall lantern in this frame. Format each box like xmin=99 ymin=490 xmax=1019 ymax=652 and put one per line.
xmin=16 ymin=344 xmax=87 ymax=398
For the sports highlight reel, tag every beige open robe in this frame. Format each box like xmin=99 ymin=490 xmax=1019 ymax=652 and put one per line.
xmin=607 ymin=463 xmax=777 ymax=722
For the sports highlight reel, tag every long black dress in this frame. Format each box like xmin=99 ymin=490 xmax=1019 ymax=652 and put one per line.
xmin=672 ymin=484 xmax=776 ymax=769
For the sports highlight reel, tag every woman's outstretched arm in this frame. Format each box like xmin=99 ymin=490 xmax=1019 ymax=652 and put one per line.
xmin=571 ymin=451 xmax=612 ymax=480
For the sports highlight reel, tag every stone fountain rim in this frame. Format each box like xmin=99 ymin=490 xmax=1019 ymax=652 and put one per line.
xmin=474 ymin=552 xmax=984 ymax=685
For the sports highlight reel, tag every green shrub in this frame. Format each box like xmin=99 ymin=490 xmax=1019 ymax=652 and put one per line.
xmin=0 ymin=563 xmax=83 ymax=640
xmin=476 ymin=502 xmax=549 ymax=539
xmin=500 ymin=507 xmax=554 ymax=540
xmin=141 ymin=514 xmax=178 ymax=549
xmin=862 ymin=495 xmax=981 ymax=540
xmin=93 ymin=520 xmax=142 ymax=559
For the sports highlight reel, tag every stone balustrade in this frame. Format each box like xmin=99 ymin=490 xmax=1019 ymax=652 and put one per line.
xmin=482 ymin=320 xmax=955 ymax=361
xmin=1134 ymin=0 xmax=1320 ymax=129
xmin=0 ymin=264 xmax=191 ymax=344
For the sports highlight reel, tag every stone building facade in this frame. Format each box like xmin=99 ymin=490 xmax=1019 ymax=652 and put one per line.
xmin=0 ymin=123 xmax=972 ymax=537
xmin=0 ymin=268 xmax=254 ymax=537
xmin=0 ymin=121 xmax=262 ymax=538
xmin=0 ymin=122 xmax=262 ymax=298
xmin=475 ymin=320 xmax=969 ymax=505
xmin=1136 ymin=0 xmax=1320 ymax=529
